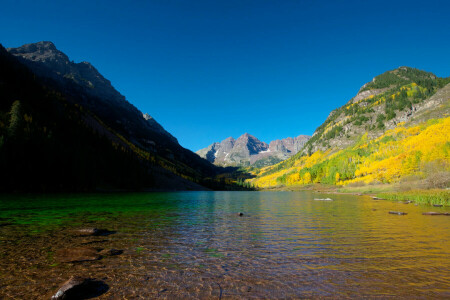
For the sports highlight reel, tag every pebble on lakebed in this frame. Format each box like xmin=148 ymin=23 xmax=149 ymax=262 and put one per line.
xmin=240 ymin=286 xmax=252 ymax=292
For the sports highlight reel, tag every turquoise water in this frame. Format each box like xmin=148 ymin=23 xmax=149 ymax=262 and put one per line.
xmin=0 ymin=191 xmax=449 ymax=298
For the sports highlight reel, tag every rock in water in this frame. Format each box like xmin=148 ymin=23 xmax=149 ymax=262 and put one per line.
xmin=314 ymin=198 xmax=333 ymax=201
xmin=51 ymin=276 xmax=88 ymax=300
xmin=99 ymin=248 xmax=123 ymax=256
xmin=51 ymin=276 xmax=109 ymax=299
xmin=238 ymin=212 xmax=244 ymax=216
xmin=422 ymin=212 xmax=450 ymax=216
xmin=55 ymin=247 xmax=100 ymax=263
xmin=240 ymin=286 xmax=252 ymax=292
xmin=389 ymin=211 xmax=407 ymax=215
xmin=77 ymin=228 xmax=115 ymax=236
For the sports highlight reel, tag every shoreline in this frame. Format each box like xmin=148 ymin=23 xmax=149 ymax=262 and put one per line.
xmin=257 ymin=183 xmax=449 ymax=206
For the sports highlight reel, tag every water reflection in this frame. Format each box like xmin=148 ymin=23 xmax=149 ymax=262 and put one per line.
xmin=0 ymin=191 xmax=449 ymax=298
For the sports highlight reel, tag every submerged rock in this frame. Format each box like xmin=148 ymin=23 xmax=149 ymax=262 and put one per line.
xmin=240 ymin=286 xmax=252 ymax=292
xmin=77 ymin=228 xmax=115 ymax=236
xmin=55 ymin=247 xmax=100 ymax=263
xmin=422 ymin=212 xmax=449 ymax=216
xmin=99 ymin=248 xmax=123 ymax=256
xmin=389 ymin=211 xmax=407 ymax=215
xmin=52 ymin=276 xmax=88 ymax=300
xmin=238 ymin=212 xmax=244 ymax=216
xmin=51 ymin=276 xmax=108 ymax=299
xmin=314 ymin=198 xmax=333 ymax=201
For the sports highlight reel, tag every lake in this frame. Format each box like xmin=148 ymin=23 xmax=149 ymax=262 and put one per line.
xmin=0 ymin=191 xmax=449 ymax=298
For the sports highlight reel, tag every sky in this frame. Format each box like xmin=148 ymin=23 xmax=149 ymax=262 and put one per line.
xmin=1 ymin=0 xmax=450 ymax=151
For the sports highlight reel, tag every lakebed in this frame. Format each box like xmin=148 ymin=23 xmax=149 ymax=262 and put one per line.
xmin=0 ymin=191 xmax=449 ymax=298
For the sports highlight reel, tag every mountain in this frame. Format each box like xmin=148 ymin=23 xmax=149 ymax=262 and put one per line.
xmin=7 ymin=41 xmax=179 ymax=147
xmin=251 ymin=67 xmax=450 ymax=188
xmin=0 ymin=41 xmax=224 ymax=191
xmin=197 ymin=133 xmax=310 ymax=167
xmin=302 ymin=67 xmax=449 ymax=154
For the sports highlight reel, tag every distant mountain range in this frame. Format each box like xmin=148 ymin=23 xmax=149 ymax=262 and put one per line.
xmin=197 ymin=133 xmax=310 ymax=167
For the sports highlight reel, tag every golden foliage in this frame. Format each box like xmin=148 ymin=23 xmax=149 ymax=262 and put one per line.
xmin=252 ymin=117 xmax=450 ymax=188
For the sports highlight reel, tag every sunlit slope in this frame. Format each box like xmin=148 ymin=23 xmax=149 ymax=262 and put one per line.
xmin=251 ymin=67 xmax=450 ymax=188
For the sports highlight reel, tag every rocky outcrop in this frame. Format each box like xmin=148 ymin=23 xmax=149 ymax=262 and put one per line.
xmin=197 ymin=134 xmax=310 ymax=167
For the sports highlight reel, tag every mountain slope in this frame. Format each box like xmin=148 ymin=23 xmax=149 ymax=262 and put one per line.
xmin=7 ymin=42 xmax=182 ymax=150
xmin=197 ymin=133 xmax=310 ymax=167
xmin=0 ymin=42 xmax=222 ymax=191
xmin=251 ymin=67 xmax=450 ymax=188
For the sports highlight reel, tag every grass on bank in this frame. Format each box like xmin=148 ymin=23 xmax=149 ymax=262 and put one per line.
xmin=261 ymin=182 xmax=449 ymax=206
xmin=377 ymin=189 xmax=450 ymax=206
xmin=337 ymin=184 xmax=395 ymax=194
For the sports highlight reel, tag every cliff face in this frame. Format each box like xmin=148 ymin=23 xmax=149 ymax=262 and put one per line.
xmin=197 ymin=133 xmax=310 ymax=167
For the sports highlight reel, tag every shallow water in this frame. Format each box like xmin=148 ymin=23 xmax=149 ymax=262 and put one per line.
xmin=0 ymin=191 xmax=449 ymax=299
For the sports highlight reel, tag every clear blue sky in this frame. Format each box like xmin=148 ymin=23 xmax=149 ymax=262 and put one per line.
xmin=1 ymin=0 xmax=450 ymax=151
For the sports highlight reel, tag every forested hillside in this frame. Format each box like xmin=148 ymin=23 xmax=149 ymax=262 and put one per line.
xmin=0 ymin=43 xmax=233 ymax=191
xmin=250 ymin=67 xmax=450 ymax=189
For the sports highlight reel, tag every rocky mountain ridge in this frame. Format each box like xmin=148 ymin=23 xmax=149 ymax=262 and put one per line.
xmin=197 ymin=133 xmax=310 ymax=167
xmin=7 ymin=41 xmax=178 ymax=145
